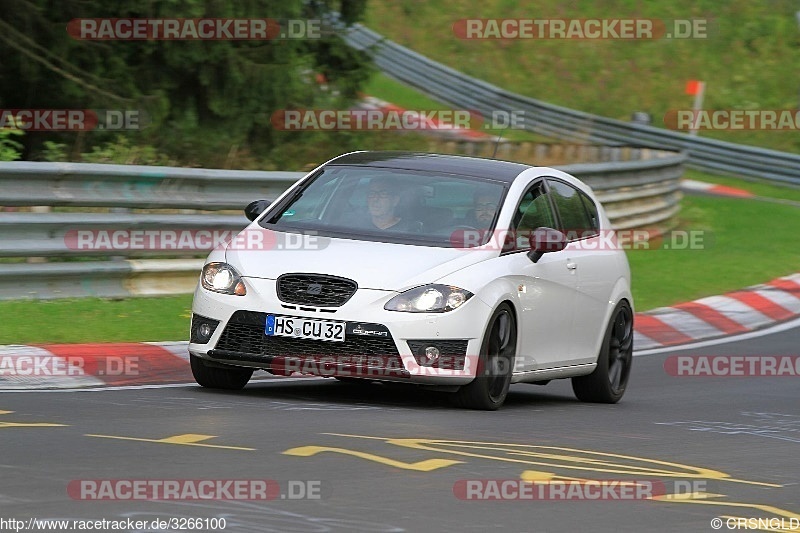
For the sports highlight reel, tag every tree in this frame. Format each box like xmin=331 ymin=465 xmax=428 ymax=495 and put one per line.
xmin=0 ymin=0 xmax=371 ymax=165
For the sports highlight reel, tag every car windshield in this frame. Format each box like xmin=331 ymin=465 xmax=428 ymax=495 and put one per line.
xmin=261 ymin=165 xmax=508 ymax=247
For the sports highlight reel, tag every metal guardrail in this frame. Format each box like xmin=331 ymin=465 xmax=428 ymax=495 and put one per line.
xmin=0 ymin=213 xmax=247 ymax=257
xmin=0 ymin=162 xmax=301 ymax=209
xmin=0 ymin=163 xmax=305 ymax=299
xmin=0 ymin=157 xmax=680 ymax=258
xmin=562 ymin=155 xmax=683 ymax=230
xmin=343 ymin=25 xmax=800 ymax=185
xmin=0 ymin=152 xmax=683 ymax=300
xmin=0 ymin=259 xmax=203 ymax=300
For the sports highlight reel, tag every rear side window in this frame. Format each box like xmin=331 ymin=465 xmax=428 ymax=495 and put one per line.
xmin=579 ymin=193 xmax=600 ymax=232
xmin=546 ymin=179 xmax=598 ymax=239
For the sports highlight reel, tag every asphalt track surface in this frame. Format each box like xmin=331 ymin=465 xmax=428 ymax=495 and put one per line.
xmin=2 ymin=323 xmax=799 ymax=533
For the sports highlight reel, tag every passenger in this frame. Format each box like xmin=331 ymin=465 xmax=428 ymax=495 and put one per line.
xmin=463 ymin=188 xmax=500 ymax=228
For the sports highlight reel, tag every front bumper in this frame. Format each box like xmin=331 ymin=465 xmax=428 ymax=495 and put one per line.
xmin=189 ymin=276 xmax=492 ymax=385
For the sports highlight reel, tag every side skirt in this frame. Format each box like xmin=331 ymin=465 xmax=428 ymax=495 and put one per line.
xmin=511 ymin=363 xmax=596 ymax=384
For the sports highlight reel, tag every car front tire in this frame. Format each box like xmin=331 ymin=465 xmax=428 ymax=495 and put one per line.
xmin=453 ymin=303 xmax=517 ymax=411
xmin=571 ymin=300 xmax=633 ymax=403
xmin=190 ymin=354 xmax=253 ymax=390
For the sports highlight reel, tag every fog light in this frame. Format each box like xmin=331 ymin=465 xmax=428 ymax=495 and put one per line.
xmin=421 ymin=346 xmax=440 ymax=366
xmin=191 ymin=314 xmax=220 ymax=344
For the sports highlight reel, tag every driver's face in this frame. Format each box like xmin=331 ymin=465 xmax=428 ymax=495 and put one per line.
xmin=367 ymin=186 xmax=399 ymax=217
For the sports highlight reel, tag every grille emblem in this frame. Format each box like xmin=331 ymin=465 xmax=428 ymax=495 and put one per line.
xmin=306 ymin=283 xmax=323 ymax=295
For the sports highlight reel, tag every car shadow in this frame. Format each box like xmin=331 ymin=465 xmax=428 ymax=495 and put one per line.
xmin=195 ymin=377 xmax=580 ymax=411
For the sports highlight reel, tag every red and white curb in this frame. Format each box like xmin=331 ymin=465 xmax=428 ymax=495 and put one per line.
xmin=681 ymin=179 xmax=754 ymax=198
xmin=634 ymin=273 xmax=800 ymax=349
xmin=0 ymin=342 xmax=190 ymax=390
xmin=2 ymin=273 xmax=798 ymax=390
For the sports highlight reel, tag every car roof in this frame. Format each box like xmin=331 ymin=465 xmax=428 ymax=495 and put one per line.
xmin=327 ymin=151 xmax=533 ymax=183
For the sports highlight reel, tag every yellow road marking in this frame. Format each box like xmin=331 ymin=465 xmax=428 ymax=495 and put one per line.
xmin=288 ymin=433 xmax=796 ymax=522
xmin=653 ymin=491 xmax=727 ymax=501
xmin=283 ymin=445 xmax=462 ymax=471
xmin=86 ymin=433 xmax=255 ymax=451
xmin=507 ymin=450 xmax=683 ymax=476
xmin=158 ymin=434 xmax=218 ymax=444
xmin=519 ymin=470 xmax=649 ymax=486
xmin=0 ymin=422 xmax=66 ymax=428
xmin=0 ymin=410 xmax=66 ymax=429
xmin=519 ymin=470 xmax=560 ymax=482
xmin=321 ymin=433 xmax=783 ymax=487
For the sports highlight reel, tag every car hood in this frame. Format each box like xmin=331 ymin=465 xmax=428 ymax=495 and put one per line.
xmin=224 ymin=227 xmax=496 ymax=291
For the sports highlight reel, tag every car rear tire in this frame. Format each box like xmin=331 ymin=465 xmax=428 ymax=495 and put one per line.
xmin=453 ymin=303 xmax=516 ymax=411
xmin=190 ymin=354 xmax=253 ymax=390
xmin=571 ymin=300 xmax=633 ymax=403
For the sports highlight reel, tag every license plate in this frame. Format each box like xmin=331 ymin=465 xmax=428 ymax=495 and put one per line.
xmin=265 ymin=315 xmax=346 ymax=342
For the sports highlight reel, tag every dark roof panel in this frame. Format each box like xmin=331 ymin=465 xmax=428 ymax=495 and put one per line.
xmin=328 ymin=151 xmax=532 ymax=182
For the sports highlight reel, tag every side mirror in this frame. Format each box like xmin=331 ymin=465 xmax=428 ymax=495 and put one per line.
xmin=527 ymin=227 xmax=567 ymax=263
xmin=244 ymin=200 xmax=271 ymax=221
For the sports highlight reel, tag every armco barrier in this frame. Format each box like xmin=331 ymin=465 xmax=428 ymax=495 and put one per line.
xmin=0 ymin=148 xmax=683 ymax=300
xmin=0 ymin=259 xmax=203 ymax=300
xmin=0 ymin=161 xmax=301 ymax=209
xmin=342 ymin=25 xmax=800 ymax=185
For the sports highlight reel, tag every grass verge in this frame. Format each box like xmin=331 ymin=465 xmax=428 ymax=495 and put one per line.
xmin=0 ymin=295 xmax=192 ymax=344
xmin=628 ymin=193 xmax=800 ymax=310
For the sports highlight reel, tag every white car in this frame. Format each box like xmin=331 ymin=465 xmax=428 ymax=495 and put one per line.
xmin=189 ymin=151 xmax=634 ymax=410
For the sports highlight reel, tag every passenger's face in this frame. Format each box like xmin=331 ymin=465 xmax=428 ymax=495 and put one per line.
xmin=474 ymin=195 xmax=497 ymax=224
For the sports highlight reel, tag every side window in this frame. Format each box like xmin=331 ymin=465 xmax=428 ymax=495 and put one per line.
xmin=546 ymin=179 xmax=597 ymax=239
xmin=510 ymin=181 xmax=556 ymax=251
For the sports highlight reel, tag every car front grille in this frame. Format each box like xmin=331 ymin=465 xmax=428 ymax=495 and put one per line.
xmin=276 ymin=274 xmax=357 ymax=307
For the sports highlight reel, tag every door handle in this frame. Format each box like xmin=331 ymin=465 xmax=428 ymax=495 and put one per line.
xmin=566 ymin=262 xmax=577 ymax=270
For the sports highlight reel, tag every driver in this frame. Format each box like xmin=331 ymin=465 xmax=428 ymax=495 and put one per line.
xmin=366 ymin=177 xmax=418 ymax=232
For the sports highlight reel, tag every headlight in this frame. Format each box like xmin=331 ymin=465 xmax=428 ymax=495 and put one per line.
xmin=201 ymin=262 xmax=246 ymax=295
xmin=384 ymin=284 xmax=473 ymax=313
